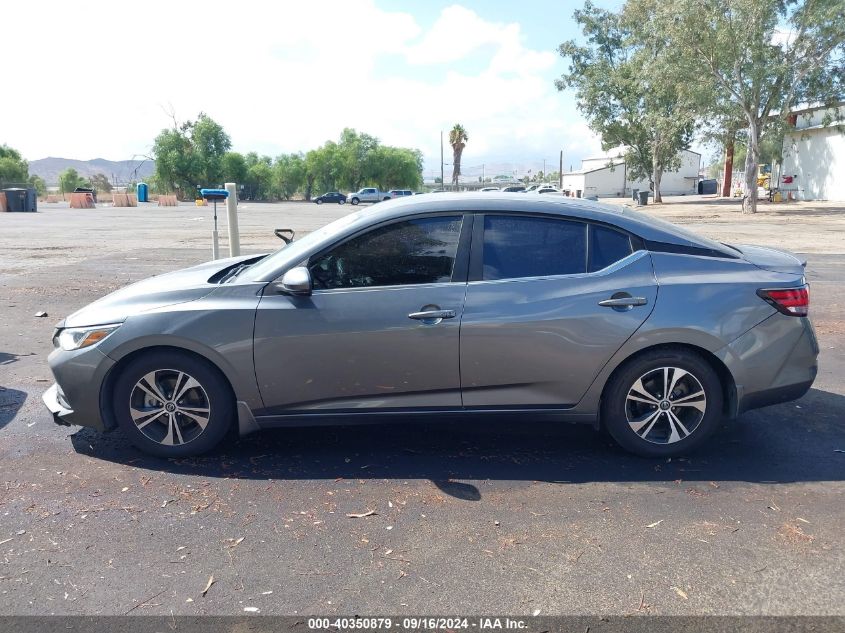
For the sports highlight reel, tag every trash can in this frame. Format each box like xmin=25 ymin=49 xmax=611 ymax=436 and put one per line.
xmin=637 ymin=190 xmax=649 ymax=205
xmin=698 ymin=179 xmax=717 ymax=195
xmin=137 ymin=182 xmax=149 ymax=202
xmin=2 ymin=188 xmax=27 ymax=212
xmin=631 ymin=188 xmax=639 ymax=202
xmin=25 ymin=187 xmax=37 ymax=211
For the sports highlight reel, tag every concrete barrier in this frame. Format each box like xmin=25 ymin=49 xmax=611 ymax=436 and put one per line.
xmin=112 ymin=193 xmax=138 ymax=207
xmin=158 ymin=195 xmax=179 ymax=207
xmin=69 ymin=192 xmax=95 ymax=209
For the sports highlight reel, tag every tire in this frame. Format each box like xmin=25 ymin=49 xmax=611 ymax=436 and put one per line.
xmin=316 ymin=199 xmax=323 ymax=205
xmin=351 ymin=197 xmax=359 ymax=205
xmin=111 ymin=350 xmax=234 ymax=458
xmin=338 ymin=199 xmax=345 ymax=205
xmin=600 ymin=348 xmax=723 ymax=457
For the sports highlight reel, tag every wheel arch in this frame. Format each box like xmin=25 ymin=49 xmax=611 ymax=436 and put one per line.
xmin=598 ymin=342 xmax=738 ymax=429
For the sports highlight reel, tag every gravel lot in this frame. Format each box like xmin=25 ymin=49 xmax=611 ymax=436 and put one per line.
xmin=0 ymin=196 xmax=843 ymax=616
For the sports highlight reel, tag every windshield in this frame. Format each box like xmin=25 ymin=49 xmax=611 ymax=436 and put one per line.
xmin=242 ymin=210 xmax=367 ymax=282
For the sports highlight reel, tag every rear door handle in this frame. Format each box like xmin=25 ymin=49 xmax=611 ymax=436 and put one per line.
xmin=408 ymin=309 xmax=456 ymax=320
xmin=598 ymin=296 xmax=648 ymax=308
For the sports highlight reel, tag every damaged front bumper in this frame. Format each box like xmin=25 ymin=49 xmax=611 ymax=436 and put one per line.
xmin=42 ymin=383 xmax=75 ymax=426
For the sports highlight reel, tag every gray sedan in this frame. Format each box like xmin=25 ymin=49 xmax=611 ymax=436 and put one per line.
xmin=43 ymin=193 xmax=818 ymax=458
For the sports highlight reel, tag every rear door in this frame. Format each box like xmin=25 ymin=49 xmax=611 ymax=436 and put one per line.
xmin=460 ymin=214 xmax=657 ymax=407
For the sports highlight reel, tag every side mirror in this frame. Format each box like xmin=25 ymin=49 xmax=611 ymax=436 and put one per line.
xmin=278 ymin=266 xmax=312 ymax=296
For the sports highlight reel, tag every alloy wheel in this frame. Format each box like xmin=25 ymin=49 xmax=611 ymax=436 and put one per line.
xmin=129 ymin=369 xmax=211 ymax=446
xmin=624 ymin=366 xmax=706 ymax=445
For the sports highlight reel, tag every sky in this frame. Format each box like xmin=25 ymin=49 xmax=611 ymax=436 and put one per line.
xmin=3 ymin=0 xmax=641 ymax=180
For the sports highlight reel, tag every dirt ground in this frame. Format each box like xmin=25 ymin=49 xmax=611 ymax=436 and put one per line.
xmin=0 ymin=195 xmax=843 ymax=617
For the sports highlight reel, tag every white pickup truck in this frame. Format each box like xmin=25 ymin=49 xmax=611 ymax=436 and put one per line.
xmin=347 ymin=187 xmax=392 ymax=205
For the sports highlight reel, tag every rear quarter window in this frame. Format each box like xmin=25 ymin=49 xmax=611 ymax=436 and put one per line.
xmin=589 ymin=224 xmax=633 ymax=272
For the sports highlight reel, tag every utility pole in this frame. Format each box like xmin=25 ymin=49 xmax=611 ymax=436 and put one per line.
xmin=559 ymin=150 xmax=563 ymax=189
xmin=543 ymin=159 xmax=546 ymax=182
xmin=440 ymin=131 xmax=444 ymax=189
xmin=482 ymin=164 xmax=485 ymax=183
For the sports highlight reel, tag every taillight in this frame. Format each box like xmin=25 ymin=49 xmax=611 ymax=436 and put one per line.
xmin=757 ymin=285 xmax=809 ymax=316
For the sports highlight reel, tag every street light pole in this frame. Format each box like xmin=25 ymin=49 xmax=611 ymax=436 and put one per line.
xmin=440 ymin=130 xmax=444 ymax=189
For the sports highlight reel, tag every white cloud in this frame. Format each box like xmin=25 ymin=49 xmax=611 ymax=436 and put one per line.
xmin=3 ymin=0 xmax=600 ymax=179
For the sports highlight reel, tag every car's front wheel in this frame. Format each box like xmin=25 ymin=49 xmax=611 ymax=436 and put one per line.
xmin=350 ymin=197 xmax=359 ymax=205
xmin=112 ymin=350 xmax=234 ymax=457
xmin=601 ymin=349 xmax=723 ymax=457
xmin=316 ymin=198 xmax=323 ymax=205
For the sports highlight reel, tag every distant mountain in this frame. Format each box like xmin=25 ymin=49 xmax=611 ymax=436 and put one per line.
xmin=28 ymin=157 xmax=155 ymax=186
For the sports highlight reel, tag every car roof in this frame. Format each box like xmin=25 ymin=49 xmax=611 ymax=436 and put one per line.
xmin=366 ymin=192 xmax=731 ymax=252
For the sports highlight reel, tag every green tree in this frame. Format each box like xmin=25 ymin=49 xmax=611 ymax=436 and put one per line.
xmin=557 ymin=1 xmax=697 ymax=202
xmin=273 ymin=153 xmax=307 ymax=200
xmin=28 ymin=174 xmax=46 ymax=197
xmin=0 ymin=144 xmax=29 ymax=185
xmin=337 ymin=128 xmax=380 ymax=191
xmin=306 ymin=142 xmax=343 ymax=194
xmin=58 ymin=168 xmax=88 ymax=193
xmin=90 ymin=173 xmax=112 ymax=193
xmin=242 ymin=153 xmax=274 ymax=200
xmin=640 ymin=0 xmax=845 ymax=212
xmin=221 ymin=152 xmax=248 ymax=185
xmin=151 ymin=112 xmax=231 ymax=196
xmin=448 ymin=124 xmax=468 ymax=186
xmin=192 ymin=114 xmax=231 ymax=186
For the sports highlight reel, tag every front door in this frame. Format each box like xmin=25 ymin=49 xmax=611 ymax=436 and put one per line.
xmin=253 ymin=214 xmax=470 ymax=413
xmin=460 ymin=214 xmax=657 ymax=407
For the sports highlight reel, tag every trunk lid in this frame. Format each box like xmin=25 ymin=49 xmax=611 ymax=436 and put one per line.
xmin=733 ymin=244 xmax=807 ymax=275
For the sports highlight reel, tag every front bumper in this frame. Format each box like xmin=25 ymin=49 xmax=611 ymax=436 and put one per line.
xmin=42 ymin=383 xmax=74 ymax=426
xmin=43 ymin=345 xmax=116 ymax=431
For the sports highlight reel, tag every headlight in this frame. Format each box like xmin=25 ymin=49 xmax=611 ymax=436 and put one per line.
xmin=57 ymin=324 xmax=120 ymax=351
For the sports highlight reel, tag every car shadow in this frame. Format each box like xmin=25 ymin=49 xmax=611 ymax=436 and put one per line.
xmin=70 ymin=387 xmax=845 ymax=498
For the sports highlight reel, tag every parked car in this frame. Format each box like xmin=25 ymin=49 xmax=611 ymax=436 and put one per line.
xmin=523 ymin=184 xmax=542 ymax=193
xmin=313 ymin=192 xmax=347 ymax=205
xmin=536 ymin=185 xmax=562 ymax=194
xmin=500 ymin=185 xmax=526 ymax=192
xmin=44 ymin=193 xmax=817 ymax=458
xmin=388 ymin=190 xmax=413 ymax=198
xmin=347 ymin=188 xmax=391 ymax=205
xmin=480 ymin=187 xmax=500 ymax=192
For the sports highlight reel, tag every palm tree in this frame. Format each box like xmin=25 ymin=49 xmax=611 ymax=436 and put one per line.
xmin=449 ymin=124 xmax=468 ymax=187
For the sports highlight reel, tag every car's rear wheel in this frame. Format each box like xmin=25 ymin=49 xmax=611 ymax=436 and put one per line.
xmin=601 ymin=349 xmax=723 ymax=457
xmin=338 ymin=198 xmax=345 ymax=205
xmin=112 ymin=350 xmax=233 ymax=457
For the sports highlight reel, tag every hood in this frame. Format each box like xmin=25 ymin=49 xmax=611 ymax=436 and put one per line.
xmin=734 ymin=244 xmax=807 ymax=275
xmin=63 ymin=254 xmax=260 ymax=328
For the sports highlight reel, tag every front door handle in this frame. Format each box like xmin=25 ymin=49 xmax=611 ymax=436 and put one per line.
xmin=408 ymin=309 xmax=456 ymax=321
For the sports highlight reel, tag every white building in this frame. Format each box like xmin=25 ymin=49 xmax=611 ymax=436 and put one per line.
xmin=780 ymin=102 xmax=845 ymax=201
xmin=561 ymin=147 xmax=701 ymax=198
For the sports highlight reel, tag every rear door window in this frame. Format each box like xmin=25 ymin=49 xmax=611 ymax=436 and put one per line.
xmin=482 ymin=215 xmax=587 ymax=280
